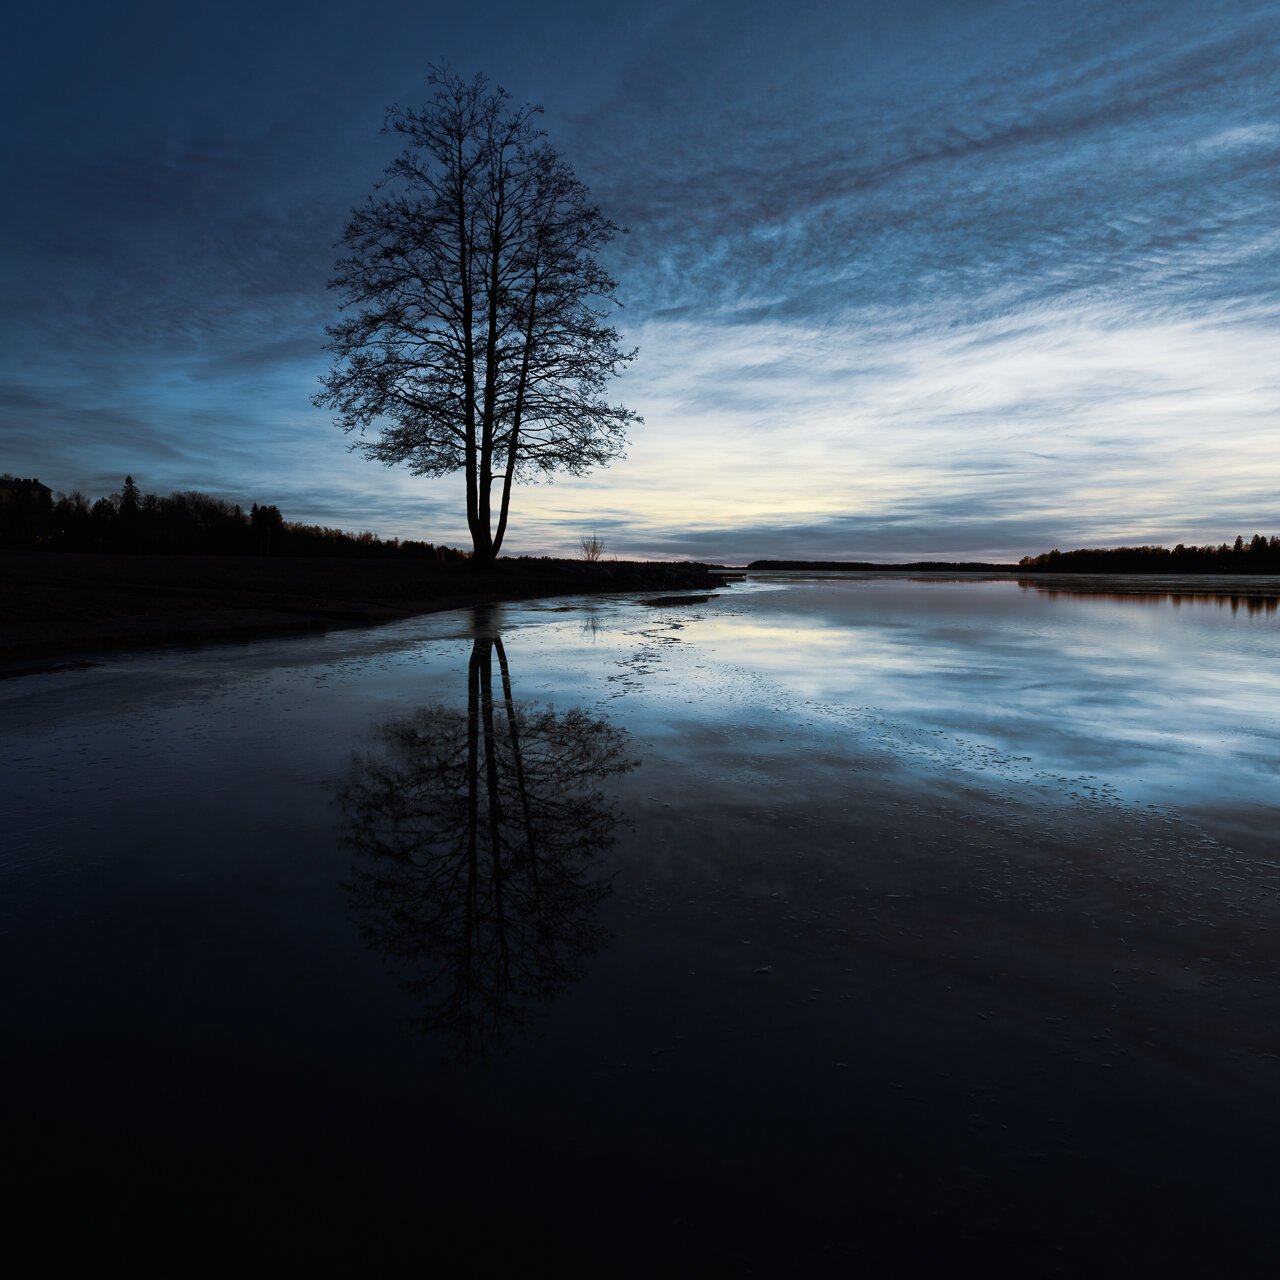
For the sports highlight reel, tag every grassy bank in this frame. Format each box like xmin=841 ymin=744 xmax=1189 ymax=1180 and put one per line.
xmin=0 ymin=552 xmax=725 ymax=675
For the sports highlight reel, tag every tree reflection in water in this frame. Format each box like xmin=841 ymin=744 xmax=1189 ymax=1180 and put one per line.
xmin=341 ymin=634 xmax=635 ymax=1053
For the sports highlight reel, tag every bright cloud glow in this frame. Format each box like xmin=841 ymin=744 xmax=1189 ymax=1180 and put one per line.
xmin=502 ymin=297 xmax=1280 ymax=559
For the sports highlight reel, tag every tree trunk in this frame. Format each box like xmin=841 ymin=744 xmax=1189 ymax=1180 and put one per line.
xmin=470 ymin=524 xmax=497 ymax=566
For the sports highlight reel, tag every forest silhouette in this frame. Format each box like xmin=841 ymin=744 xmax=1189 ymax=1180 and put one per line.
xmin=0 ymin=475 xmax=463 ymax=558
xmin=1019 ymin=535 xmax=1280 ymax=574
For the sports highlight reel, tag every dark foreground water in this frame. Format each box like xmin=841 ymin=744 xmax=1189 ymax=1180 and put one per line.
xmin=3 ymin=574 xmax=1278 ymax=1273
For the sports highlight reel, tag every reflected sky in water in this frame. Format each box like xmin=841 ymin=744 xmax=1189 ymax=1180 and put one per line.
xmin=2 ymin=573 xmax=1278 ymax=1268
xmin=470 ymin=573 xmax=1278 ymax=832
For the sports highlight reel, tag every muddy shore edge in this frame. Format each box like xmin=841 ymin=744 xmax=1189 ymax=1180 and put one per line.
xmin=0 ymin=551 xmax=727 ymax=677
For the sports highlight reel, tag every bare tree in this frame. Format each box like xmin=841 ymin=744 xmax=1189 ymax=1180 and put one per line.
xmin=579 ymin=531 xmax=605 ymax=562
xmin=317 ymin=67 xmax=639 ymax=565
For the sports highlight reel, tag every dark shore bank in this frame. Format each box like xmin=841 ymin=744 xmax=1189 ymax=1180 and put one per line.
xmin=0 ymin=551 xmax=724 ymax=675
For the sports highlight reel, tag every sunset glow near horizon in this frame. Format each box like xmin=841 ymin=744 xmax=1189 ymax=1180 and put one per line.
xmin=4 ymin=0 xmax=1278 ymax=562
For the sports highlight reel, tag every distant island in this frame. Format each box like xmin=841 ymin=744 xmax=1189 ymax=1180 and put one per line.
xmin=748 ymin=559 xmax=1016 ymax=572
xmin=1018 ymin=536 xmax=1279 ymax=574
xmin=749 ymin=536 xmax=1280 ymax=575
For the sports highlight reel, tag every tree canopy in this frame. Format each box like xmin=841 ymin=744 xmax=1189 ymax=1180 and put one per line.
xmin=317 ymin=67 xmax=638 ymax=564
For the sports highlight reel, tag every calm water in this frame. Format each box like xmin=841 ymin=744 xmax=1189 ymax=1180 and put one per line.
xmin=3 ymin=574 xmax=1278 ymax=1270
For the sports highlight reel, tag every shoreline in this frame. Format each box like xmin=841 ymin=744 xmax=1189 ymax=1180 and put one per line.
xmin=0 ymin=551 xmax=725 ymax=678
xmin=7 ymin=554 xmax=1277 ymax=680
xmin=749 ymin=566 xmax=1280 ymax=595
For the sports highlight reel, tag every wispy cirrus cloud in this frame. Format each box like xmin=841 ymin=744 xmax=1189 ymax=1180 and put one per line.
xmin=503 ymin=292 xmax=1280 ymax=561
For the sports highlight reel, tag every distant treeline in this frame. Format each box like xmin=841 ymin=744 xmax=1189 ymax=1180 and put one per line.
xmin=747 ymin=559 xmax=1015 ymax=571
xmin=1019 ymin=536 xmax=1280 ymax=574
xmin=0 ymin=475 xmax=465 ymax=559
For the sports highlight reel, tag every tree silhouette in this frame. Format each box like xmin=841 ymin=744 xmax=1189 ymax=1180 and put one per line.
xmin=341 ymin=633 xmax=635 ymax=1053
xmin=18 ymin=477 xmax=467 ymax=558
xmin=117 ymin=475 xmax=141 ymax=550
xmin=1019 ymin=536 xmax=1280 ymax=574
xmin=249 ymin=501 xmax=284 ymax=554
xmin=316 ymin=66 xmax=639 ymax=565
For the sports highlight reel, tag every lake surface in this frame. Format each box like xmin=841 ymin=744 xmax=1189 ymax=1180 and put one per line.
xmin=4 ymin=573 xmax=1278 ymax=1271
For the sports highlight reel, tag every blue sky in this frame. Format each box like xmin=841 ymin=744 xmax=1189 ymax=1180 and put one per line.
xmin=3 ymin=0 xmax=1277 ymax=561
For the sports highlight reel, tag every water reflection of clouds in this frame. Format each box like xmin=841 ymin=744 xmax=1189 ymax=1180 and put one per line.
xmin=643 ymin=578 xmax=1280 ymax=810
